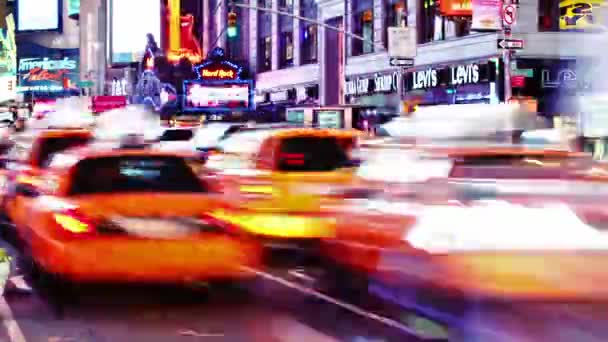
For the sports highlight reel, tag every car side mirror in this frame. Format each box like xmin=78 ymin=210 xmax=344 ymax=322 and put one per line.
xmin=15 ymin=183 xmax=39 ymax=198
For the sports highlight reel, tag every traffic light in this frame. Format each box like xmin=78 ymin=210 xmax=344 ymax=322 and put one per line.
xmin=227 ymin=11 xmax=238 ymax=38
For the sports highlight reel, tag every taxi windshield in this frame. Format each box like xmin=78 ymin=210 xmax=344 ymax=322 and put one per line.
xmin=69 ymin=156 xmax=205 ymax=195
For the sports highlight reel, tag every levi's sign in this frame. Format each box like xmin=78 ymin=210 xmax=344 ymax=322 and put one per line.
xmin=451 ymin=63 xmax=480 ymax=85
xmin=412 ymin=69 xmax=438 ymax=90
xmin=406 ymin=61 xmax=495 ymax=91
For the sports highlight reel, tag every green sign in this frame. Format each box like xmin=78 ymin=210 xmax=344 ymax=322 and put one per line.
xmin=512 ymin=69 xmax=534 ymax=77
xmin=286 ymin=110 xmax=304 ymax=123
xmin=78 ymin=80 xmax=94 ymax=88
xmin=316 ymin=110 xmax=343 ymax=129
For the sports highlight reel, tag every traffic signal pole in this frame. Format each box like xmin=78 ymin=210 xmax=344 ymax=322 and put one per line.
xmin=210 ymin=0 xmax=383 ymax=50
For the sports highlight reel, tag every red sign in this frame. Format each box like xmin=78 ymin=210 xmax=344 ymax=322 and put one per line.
xmin=440 ymin=0 xmax=472 ymax=16
xmin=200 ymin=68 xmax=236 ymax=80
xmin=511 ymin=75 xmax=526 ymax=88
xmin=91 ymin=96 xmax=127 ymax=113
xmin=22 ymin=68 xmax=69 ymax=82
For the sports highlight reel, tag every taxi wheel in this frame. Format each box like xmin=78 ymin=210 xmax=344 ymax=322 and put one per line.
xmin=319 ymin=259 xmax=368 ymax=301
xmin=30 ymin=261 xmax=79 ymax=305
xmin=209 ymin=279 xmax=255 ymax=298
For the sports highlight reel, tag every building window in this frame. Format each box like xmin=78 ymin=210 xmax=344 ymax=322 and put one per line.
xmin=300 ymin=0 xmax=318 ymax=64
xmin=538 ymin=0 xmax=559 ymax=31
xmin=279 ymin=0 xmax=294 ymax=68
xmin=258 ymin=0 xmax=272 ymax=71
xmin=352 ymin=0 xmax=374 ymax=56
xmin=383 ymin=0 xmax=407 ymax=48
xmin=418 ymin=0 xmax=471 ymax=44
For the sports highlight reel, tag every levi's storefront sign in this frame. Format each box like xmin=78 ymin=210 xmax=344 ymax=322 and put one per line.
xmin=345 ymin=72 xmax=400 ymax=96
xmin=406 ymin=61 xmax=496 ymax=91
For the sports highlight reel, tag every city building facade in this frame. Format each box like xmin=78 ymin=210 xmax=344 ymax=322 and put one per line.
xmin=204 ymin=0 xmax=600 ymax=121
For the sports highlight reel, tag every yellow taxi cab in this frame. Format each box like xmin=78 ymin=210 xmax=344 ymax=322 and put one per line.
xmin=201 ymin=127 xmax=361 ymax=266
xmin=3 ymin=129 xmax=93 ymax=227
xmin=15 ymin=136 xmax=261 ymax=285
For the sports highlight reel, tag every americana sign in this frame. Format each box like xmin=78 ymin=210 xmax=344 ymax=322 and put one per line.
xmin=17 ymin=55 xmax=79 ymax=93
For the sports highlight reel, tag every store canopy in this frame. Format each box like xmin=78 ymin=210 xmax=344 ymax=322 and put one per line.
xmin=379 ymin=103 xmax=537 ymax=139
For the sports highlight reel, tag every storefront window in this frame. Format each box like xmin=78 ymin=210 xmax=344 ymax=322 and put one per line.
xmin=352 ymin=0 xmax=374 ymax=56
xmin=257 ymin=0 xmax=272 ymax=71
xmin=279 ymin=0 xmax=294 ymax=68
xmin=418 ymin=0 xmax=472 ymax=43
xmin=384 ymin=0 xmax=407 ymax=48
xmin=300 ymin=0 xmax=318 ymax=64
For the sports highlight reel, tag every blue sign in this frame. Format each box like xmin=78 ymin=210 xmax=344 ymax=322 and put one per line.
xmin=17 ymin=46 xmax=79 ymax=94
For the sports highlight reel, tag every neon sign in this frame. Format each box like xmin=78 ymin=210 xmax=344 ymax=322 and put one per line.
xmin=201 ymin=69 xmax=236 ymax=79
xmin=17 ymin=54 xmax=79 ymax=93
xmin=19 ymin=57 xmax=77 ymax=72
xmin=167 ymin=49 xmax=203 ymax=64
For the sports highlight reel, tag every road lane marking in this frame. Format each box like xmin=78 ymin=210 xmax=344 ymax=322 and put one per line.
xmin=242 ymin=266 xmax=428 ymax=339
xmin=177 ymin=329 xmax=224 ymax=337
xmin=0 ymin=296 xmax=27 ymax=342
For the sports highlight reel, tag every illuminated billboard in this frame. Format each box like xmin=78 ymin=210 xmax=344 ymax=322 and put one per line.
xmin=17 ymin=54 xmax=79 ymax=93
xmin=16 ymin=0 xmax=61 ymax=32
xmin=68 ymin=0 xmax=80 ymax=19
xmin=560 ymin=0 xmax=605 ymax=31
xmin=185 ymin=83 xmax=250 ymax=109
xmin=109 ymin=0 xmax=161 ymax=64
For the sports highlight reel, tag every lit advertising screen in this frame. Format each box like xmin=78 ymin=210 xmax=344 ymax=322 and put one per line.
xmin=17 ymin=0 xmax=60 ymax=32
xmin=109 ymin=0 xmax=161 ymax=64
xmin=185 ymin=83 xmax=250 ymax=109
xmin=68 ymin=0 xmax=80 ymax=18
xmin=17 ymin=54 xmax=79 ymax=93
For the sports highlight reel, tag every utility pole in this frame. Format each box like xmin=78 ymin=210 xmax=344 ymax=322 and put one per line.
xmin=221 ymin=1 xmax=383 ymax=51
xmin=502 ymin=0 xmax=516 ymax=103
xmin=225 ymin=1 xmax=384 ymax=105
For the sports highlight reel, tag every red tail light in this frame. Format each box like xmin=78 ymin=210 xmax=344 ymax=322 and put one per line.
xmin=52 ymin=209 xmax=97 ymax=237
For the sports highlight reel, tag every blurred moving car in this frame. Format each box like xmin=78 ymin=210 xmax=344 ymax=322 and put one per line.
xmin=13 ymin=136 xmax=261 ymax=285
xmin=318 ymin=139 xmax=608 ymax=341
xmin=202 ymin=128 xmax=361 ymax=267
xmin=193 ymin=123 xmax=296 ymax=158
xmin=167 ymin=114 xmax=203 ymax=128
xmin=153 ymin=127 xmax=199 ymax=153
xmin=2 ymin=129 xmax=94 ymax=227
